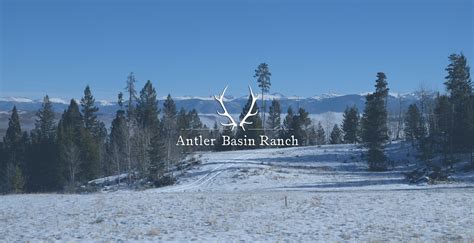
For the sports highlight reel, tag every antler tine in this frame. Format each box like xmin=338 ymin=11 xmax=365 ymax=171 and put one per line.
xmin=215 ymin=86 xmax=237 ymax=130
xmin=239 ymin=85 xmax=259 ymax=131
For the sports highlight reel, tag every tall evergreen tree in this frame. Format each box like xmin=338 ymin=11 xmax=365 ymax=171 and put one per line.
xmin=444 ymin=53 xmax=472 ymax=152
xmin=148 ymin=133 xmax=166 ymax=183
xmin=329 ymin=124 xmax=343 ymax=144
xmin=188 ymin=109 xmax=204 ymax=139
xmin=28 ymin=96 xmax=62 ymax=192
xmin=432 ymin=95 xmax=455 ymax=167
xmin=81 ymin=86 xmax=99 ymax=133
xmin=280 ymin=107 xmax=294 ymax=140
xmin=162 ymin=94 xmax=177 ymax=165
xmin=404 ymin=104 xmax=423 ymax=147
xmin=124 ymin=73 xmax=137 ymax=181
xmin=134 ymin=80 xmax=161 ymax=176
xmin=315 ymin=122 xmax=326 ymax=145
xmin=176 ymin=108 xmax=190 ymax=137
xmin=306 ymin=125 xmax=317 ymax=145
xmin=33 ymin=96 xmax=56 ymax=139
xmin=342 ymin=106 xmax=360 ymax=144
xmin=3 ymin=106 xmax=22 ymax=148
xmin=361 ymin=72 xmax=389 ymax=171
xmin=176 ymin=108 xmax=191 ymax=153
xmin=107 ymin=93 xmax=128 ymax=176
xmin=58 ymin=99 xmax=99 ymax=189
xmin=136 ymin=80 xmax=160 ymax=131
xmin=292 ymin=108 xmax=311 ymax=145
xmin=254 ymin=63 xmax=271 ymax=130
xmin=1 ymin=106 xmax=26 ymax=193
xmin=236 ymin=93 xmax=264 ymax=149
xmin=125 ymin=72 xmax=138 ymax=120
xmin=267 ymin=99 xmax=281 ymax=139
xmin=81 ymin=85 xmax=107 ymax=176
xmin=467 ymin=95 xmax=474 ymax=165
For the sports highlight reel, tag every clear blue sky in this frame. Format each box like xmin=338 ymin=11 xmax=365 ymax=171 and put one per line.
xmin=1 ymin=0 xmax=473 ymax=100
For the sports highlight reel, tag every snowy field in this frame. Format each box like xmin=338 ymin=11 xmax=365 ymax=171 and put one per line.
xmin=1 ymin=143 xmax=474 ymax=242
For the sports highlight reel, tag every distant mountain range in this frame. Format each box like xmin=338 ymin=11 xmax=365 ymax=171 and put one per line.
xmin=0 ymin=92 xmax=423 ymax=114
xmin=0 ymin=92 xmax=429 ymax=137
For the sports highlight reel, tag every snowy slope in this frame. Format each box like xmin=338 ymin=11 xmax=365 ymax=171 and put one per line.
xmin=1 ymin=144 xmax=474 ymax=242
xmin=162 ymin=143 xmax=473 ymax=193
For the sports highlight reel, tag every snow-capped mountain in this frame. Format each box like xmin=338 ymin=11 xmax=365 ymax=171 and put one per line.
xmin=0 ymin=92 xmax=425 ymax=114
xmin=0 ymin=92 xmax=428 ymax=136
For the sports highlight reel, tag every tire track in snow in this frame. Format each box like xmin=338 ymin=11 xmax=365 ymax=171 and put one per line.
xmin=160 ymin=163 xmax=233 ymax=192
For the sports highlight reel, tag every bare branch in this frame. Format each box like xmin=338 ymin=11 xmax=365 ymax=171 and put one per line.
xmin=239 ymin=85 xmax=258 ymax=131
xmin=215 ymin=86 xmax=237 ymax=130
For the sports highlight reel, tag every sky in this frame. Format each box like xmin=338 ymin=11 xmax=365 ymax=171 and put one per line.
xmin=1 ymin=0 xmax=473 ymax=100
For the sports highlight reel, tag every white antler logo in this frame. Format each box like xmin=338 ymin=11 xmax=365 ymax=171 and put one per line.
xmin=215 ymin=85 xmax=258 ymax=131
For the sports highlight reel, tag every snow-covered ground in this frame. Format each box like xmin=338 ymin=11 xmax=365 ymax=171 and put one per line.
xmin=1 ymin=143 xmax=474 ymax=241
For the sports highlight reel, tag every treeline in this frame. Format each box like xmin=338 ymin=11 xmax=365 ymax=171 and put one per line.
xmin=0 ymin=74 xmax=208 ymax=193
xmin=402 ymin=54 xmax=474 ymax=171
xmin=0 ymin=63 xmax=360 ymax=194
xmin=213 ymin=63 xmax=360 ymax=150
xmin=359 ymin=53 xmax=473 ymax=171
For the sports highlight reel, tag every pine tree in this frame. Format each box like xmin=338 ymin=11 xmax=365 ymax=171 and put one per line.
xmin=148 ymin=132 xmax=166 ymax=184
xmin=176 ymin=108 xmax=190 ymax=137
xmin=361 ymin=72 xmax=389 ymax=171
xmin=215 ymin=126 xmax=234 ymax=151
xmin=4 ymin=106 xmax=22 ymax=148
xmin=210 ymin=122 xmax=219 ymax=142
xmin=467 ymin=95 xmax=474 ymax=165
xmin=342 ymin=106 xmax=360 ymax=144
xmin=280 ymin=107 xmax=294 ymax=140
xmin=236 ymin=93 xmax=264 ymax=149
xmin=404 ymin=104 xmax=423 ymax=147
xmin=176 ymin=108 xmax=191 ymax=153
xmin=162 ymin=94 xmax=177 ymax=165
xmin=58 ymin=99 xmax=99 ymax=188
xmin=28 ymin=96 xmax=62 ymax=192
xmin=444 ymin=53 xmax=472 ymax=153
xmin=267 ymin=99 xmax=281 ymax=139
xmin=432 ymin=95 xmax=455 ymax=167
xmin=136 ymin=80 xmax=160 ymax=131
xmin=107 ymin=93 xmax=128 ymax=177
xmin=329 ymin=124 xmax=343 ymax=144
xmin=125 ymin=72 xmax=138 ymax=120
xmin=188 ymin=109 xmax=204 ymax=141
xmin=254 ymin=63 xmax=271 ymax=130
xmin=1 ymin=106 xmax=27 ymax=193
xmin=134 ymin=80 xmax=161 ymax=176
xmin=80 ymin=85 xmax=107 ymax=176
xmin=124 ymin=73 xmax=137 ymax=182
xmin=306 ymin=125 xmax=317 ymax=145
xmin=33 ymin=95 xmax=56 ymax=139
xmin=292 ymin=108 xmax=311 ymax=145
xmin=315 ymin=122 xmax=326 ymax=145
xmin=81 ymin=86 xmax=99 ymax=133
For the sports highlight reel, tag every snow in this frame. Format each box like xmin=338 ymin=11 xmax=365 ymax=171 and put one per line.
xmin=88 ymin=173 xmax=129 ymax=185
xmin=311 ymin=92 xmax=344 ymax=100
xmin=49 ymin=97 xmax=69 ymax=104
xmin=1 ymin=143 xmax=473 ymax=241
xmin=97 ymin=100 xmax=115 ymax=106
xmin=0 ymin=97 xmax=34 ymax=103
xmin=170 ymin=96 xmax=216 ymax=101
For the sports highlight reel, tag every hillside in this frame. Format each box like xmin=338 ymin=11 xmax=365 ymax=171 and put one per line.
xmin=1 ymin=143 xmax=473 ymax=241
